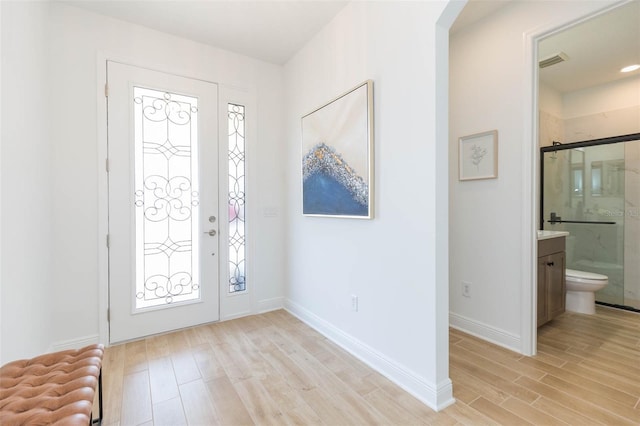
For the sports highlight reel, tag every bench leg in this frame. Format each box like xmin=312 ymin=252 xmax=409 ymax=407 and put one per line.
xmin=91 ymin=368 xmax=103 ymax=425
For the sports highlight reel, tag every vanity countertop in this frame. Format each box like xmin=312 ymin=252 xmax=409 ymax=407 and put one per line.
xmin=537 ymin=230 xmax=569 ymax=240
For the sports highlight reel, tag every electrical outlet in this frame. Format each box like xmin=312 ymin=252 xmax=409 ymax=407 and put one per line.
xmin=462 ymin=281 xmax=471 ymax=298
xmin=351 ymin=295 xmax=358 ymax=312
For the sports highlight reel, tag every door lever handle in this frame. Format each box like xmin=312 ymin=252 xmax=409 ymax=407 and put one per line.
xmin=546 ymin=261 xmax=554 ymax=266
xmin=203 ymin=229 xmax=217 ymax=236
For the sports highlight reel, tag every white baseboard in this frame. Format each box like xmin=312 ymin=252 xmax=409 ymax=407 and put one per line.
xmin=220 ymin=310 xmax=253 ymax=322
xmin=257 ymin=296 xmax=283 ymax=313
xmin=49 ymin=334 xmax=101 ymax=353
xmin=285 ymin=299 xmax=455 ymax=411
xmin=449 ymin=312 xmax=521 ymax=353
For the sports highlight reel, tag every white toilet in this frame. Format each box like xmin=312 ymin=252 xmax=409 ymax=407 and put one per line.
xmin=565 ymin=269 xmax=608 ymax=315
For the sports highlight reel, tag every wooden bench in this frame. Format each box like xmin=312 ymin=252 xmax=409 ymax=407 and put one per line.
xmin=0 ymin=344 xmax=104 ymax=425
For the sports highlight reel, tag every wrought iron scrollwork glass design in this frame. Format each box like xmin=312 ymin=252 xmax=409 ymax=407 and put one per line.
xmin=228 ymin=104 xmax=246 ymax=293
xmin=133 ymin=87 xmax=201 ymax=310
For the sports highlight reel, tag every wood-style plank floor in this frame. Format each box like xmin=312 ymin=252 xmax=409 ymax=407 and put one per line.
xmin=102 ymin=306 xmax=640 ymax=425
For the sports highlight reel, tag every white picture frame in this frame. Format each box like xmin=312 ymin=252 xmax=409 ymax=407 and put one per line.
xmin=459 ymin=130 xmax=498 ymax=181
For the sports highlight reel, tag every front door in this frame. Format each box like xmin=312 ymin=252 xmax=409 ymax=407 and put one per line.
xmin=107 ymin=61 xmax=219 ymax=343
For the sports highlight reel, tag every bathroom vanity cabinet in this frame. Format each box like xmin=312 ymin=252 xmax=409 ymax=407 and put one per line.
xmin=537 ymin=236 xmax=566 ymax=327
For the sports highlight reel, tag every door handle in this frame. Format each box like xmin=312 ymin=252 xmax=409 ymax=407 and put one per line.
xmin=203 ymin=229 xmax=217 ymax=237
xmin=546 ymin=261 xmax=554 ymax=266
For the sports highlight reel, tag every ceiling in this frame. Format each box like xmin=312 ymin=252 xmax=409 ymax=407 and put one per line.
xmin=538 ymin=1 xmax=640 ymax=93
xmin=62 ymin=0 xmax=640 ymax=92
xmin=450 ymin=0 xmax=510 ymax=34
xmin=61 ymin=0 xmax=348 ymax=65
xmin=452 ymin=0 xmax=640 ymax=94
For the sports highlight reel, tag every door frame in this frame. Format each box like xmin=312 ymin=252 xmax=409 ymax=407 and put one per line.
xmin=521 ymin=2 xmax=627 ymax=355
xmin=97 ymin=54 xmax=257 ymax=345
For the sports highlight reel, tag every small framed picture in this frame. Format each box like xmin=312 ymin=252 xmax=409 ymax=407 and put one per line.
xmin=459 ymin=130 xmax=498 ymax=181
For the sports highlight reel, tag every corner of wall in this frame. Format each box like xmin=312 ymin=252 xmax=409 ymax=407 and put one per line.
xmin=257 ymin=297 xmax=284 ymax=314
xmin=49 ymin=334 xmax=101 ymax=353
xmin=449 ymin=312 xmax=522 ymax=353
xmin=285 ymin=299 xmax=455 ymax=411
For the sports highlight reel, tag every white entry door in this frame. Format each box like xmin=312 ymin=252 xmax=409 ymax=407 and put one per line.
xmin=107 ymin=61 xmax=219 ymax=343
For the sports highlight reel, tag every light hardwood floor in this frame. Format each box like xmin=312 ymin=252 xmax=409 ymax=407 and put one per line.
xmin=102 ymin=306 xmax=640 ymax=425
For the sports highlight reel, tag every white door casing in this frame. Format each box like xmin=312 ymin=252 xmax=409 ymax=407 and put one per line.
xmin=107 ymin=61 xmax=219 ymax=343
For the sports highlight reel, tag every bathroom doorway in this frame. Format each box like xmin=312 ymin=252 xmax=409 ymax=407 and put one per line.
xmin=536 ymin=1 xmax=640 ymax=312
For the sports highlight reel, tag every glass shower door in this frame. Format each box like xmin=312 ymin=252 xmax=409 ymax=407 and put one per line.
xmin=542 ymin=143 xmax=627 ymax=307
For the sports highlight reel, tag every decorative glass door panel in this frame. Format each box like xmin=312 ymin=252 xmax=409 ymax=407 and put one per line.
xmin=133 ymin=87 xmax=200 ymax=309
xmin=228 ymin=104 xmax=246 ymax=293
xmin=107 ymin=62 xmax=219 ymax=343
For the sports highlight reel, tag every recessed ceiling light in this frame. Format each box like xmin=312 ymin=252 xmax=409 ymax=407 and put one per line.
xmin=621 ymin=64 xmax=640 ymax=73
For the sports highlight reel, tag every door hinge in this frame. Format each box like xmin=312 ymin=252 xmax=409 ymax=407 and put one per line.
xmin=105 ymin=158 xmax=110 ymax=173
xmin=107 ymin=308 xmax=110 ymax=322
xmin=104 ymin=83 xmax=109 ymax=98
xmin=106 ymin=234 xmax=110 ymax=248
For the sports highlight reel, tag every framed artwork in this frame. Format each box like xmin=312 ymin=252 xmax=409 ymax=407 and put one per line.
xmin=459 ymin=130 xmax=498 ymax=181
xmin=301 ymin=80 xmax=374 ymax=218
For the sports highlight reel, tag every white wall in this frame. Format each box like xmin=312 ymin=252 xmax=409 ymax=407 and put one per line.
xmin=539 ymin=82 xmax=565 ymax=148
xmin=539 ymin=81 xmax=564 ymax=118
xmin=563 ymin=76 xmax=640 ymax=119
xmin=563 ymin=76 xmax=640 ymax=141
xmin=449 ymin=0 xmax=615 ymax=353
xmin=1 ymin=1 xmax=285 ymax=358
xmin=283 ymin=1 xmax=456 ymax=410
xmin=0 ymin=1 xmax=54 ymax=363
xmin=0 ymin=0 xmax=3 ymax=364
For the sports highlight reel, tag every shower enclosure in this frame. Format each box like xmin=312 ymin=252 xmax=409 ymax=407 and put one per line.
xmin=541 ymin=133 xmax=640 ymax=311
